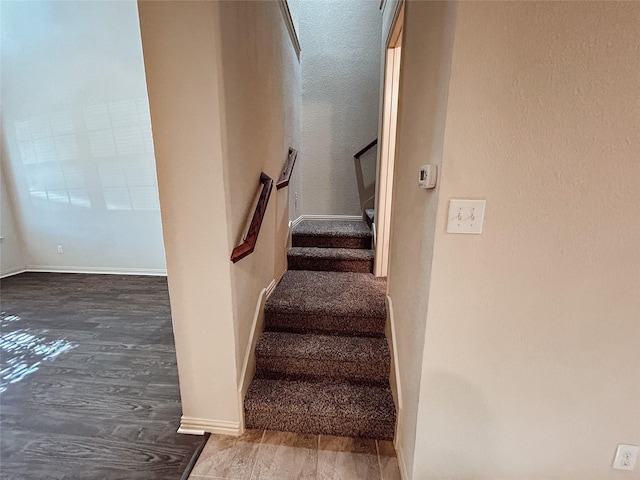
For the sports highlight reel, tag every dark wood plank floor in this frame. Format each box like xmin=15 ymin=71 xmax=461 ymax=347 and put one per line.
xmin=0 ymin=272 xmax=205 ymax=480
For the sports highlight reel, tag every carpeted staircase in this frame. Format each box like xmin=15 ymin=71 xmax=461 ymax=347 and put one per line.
xmin=244 ymin=219 xmax=396 ymax=440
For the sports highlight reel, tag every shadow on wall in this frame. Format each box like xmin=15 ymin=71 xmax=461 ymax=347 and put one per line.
xmin=303 ymin=55 xmax=381 ymax=215
xmin=299 ymin=0 xmax=382 ymax=216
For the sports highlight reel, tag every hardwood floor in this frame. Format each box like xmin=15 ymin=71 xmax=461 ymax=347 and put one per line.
xmin=188 ymin=430 xmax=401 ymax=480
xmin=0 ymin=272 xmax=205 ymax=480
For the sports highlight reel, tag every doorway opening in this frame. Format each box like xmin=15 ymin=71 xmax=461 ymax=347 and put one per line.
xmin=375 ymin=1 xmax=404 ymax=278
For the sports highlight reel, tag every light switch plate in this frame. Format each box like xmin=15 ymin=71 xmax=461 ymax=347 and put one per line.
xmin=447 ymin=199 xmax=486 ymax=234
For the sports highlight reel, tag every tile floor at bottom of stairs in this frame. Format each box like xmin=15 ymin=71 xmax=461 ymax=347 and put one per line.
xmin=188 ymin=429 xmax=401 ymax=480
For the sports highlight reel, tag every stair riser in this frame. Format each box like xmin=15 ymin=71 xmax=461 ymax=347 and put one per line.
xmin=287 ymin=255 xmax=373 ymax=273
xmin=244 ymin=411 xmax=394 ymax=440
xmin=265 ymin=313 xmax=385 ymax=338
xmin=292 ymin=235 xmax=371 ymax=250
xmin=255 ymin=356 xmax=390 ymax=385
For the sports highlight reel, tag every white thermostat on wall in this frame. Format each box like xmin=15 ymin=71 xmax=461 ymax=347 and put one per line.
xmin=418 ymin=165 xmax=437 ymax=189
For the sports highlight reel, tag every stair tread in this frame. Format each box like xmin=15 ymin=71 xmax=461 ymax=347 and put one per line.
xmin=245 ymin=378 xmax=395 ymax=420
xmin=292 ymin=220 xmax=372 ymax=238
xmin=256 ymin=331 xmax=389 ymax=363
xmin=288 ymin=247 xmax=374 ymax=261
xmin=288 ymin=247 xmax=374 ymax=273
xmin=292 ymin=220 xmax=372 ymax=249
xmin=265 ymin=270 xmax=386 ymax=319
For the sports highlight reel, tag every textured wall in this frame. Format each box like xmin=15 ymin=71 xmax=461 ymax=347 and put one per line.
xmin=406 ymin=2 xmax=640 ymax=478
xmin=298 ymin=0 xmax=382 ymax=216
xmin=385 ymin=2 xmax=457 ymax=476
xmin=1 ymin=1 xmax=165 ymax=274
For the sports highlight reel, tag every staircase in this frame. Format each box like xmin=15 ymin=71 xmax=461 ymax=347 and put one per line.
xmin=244 ymin=219 xmax=396 ymax=440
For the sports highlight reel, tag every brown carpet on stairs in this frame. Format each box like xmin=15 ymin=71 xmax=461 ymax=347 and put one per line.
xmin=291 ymin=219 xmax=372 ymax=249
xmin=244 ymin=219 xmax=396 ymax=440
xmin=245 ymin=379 xmax=395 ymax=440
xmin=255 ymin=331 xmax=390 ymax=385
xmin=287 ymin=246 xmax=374 ymax=273
xmin=264 ymin=270 xmax=387 ymax=337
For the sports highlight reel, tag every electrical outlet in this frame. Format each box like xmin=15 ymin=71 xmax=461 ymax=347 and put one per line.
xmin=57 ymin=245 xmax=64 ymax=254
xmin=613 ymin=444 xmax=639 ymax=471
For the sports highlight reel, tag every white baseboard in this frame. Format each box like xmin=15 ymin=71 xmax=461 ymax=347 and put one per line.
xmin=396 ymin=442 xmax=409 ymax=480
xmin=289 ymin=214 xmax=363 ymax=230
xmin=237 ymin=278 xmax=276 ymax=433
xmin=177 ymin=427 xmax=206 ymax=436
xmin=265 ymin=277 xmax=278 ymax=298
xmin=179 ymin=416 xmax=241 ymax=436
xmin=386 ymin=296 xmax=403 ymax=435
xmin=25 ymin=265 xmax=167 ymax=276
xmin=0 ymin=267 xmax=27 ymax=279
xmin=388 ymin=295 xmax=408 ymax=478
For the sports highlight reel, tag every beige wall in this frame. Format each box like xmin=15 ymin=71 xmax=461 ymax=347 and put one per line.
xmin=138 ymin=0 xmax=239 ymax=428
xmin=138 ymin=0 xmax=300 ymax=432
xmin=385 ymin=1 xmax=457 ymax=476
xmin=389 ymin=1 xmax=640 ymax=478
